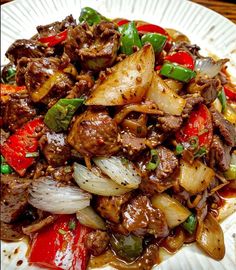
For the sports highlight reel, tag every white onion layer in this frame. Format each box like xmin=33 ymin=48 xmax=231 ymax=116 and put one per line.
xmin=28 ymin=177 xmax=91 ymax=214
xmin=73 ymin=163 xmax=132 ymax=196
xmin=93 ymin=156 xmax=141 ymax=189
xmin=195 ymin=58 xmax=227 ymax=78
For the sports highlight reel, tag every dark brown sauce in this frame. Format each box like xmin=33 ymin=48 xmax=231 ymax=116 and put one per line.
xmin=89 ymin=245 xmax=160 ymax=270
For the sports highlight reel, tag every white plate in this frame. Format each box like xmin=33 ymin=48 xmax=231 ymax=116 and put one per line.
xmin=1 ymin=0 xmax=236 ymax=269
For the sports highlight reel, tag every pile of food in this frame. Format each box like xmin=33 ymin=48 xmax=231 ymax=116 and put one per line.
xmin=1 ymin=7 xmax=236 ymax=270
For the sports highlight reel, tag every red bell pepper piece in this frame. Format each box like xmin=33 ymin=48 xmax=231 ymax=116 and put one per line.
xmin=224 ymin=84 xmax=236 ymax=101
xmin=1 ymin=118 xmax=44 ymax=176
xmin=165 ymin=51 xmax=195 ymax=70
xmin=176 ymin=104 xmax=213 ymax=149
xmin=38 ymin=30 xmax=68 ymax=47
xmin=155 ymin=65 xmax=162 ymax=71
xmin=117 ymin=19 xmax=130 ymax=26
xmin=29 ymin=215 xmax=91 ymax=270
xmin=137 ymin=24 xmax=168 ymax=36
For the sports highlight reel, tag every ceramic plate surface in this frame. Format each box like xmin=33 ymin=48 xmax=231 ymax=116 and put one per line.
xmin=1 ymin=0 xmax=236 ymax=269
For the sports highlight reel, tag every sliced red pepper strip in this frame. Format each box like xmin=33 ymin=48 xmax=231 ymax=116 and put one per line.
xmin=1 ymin=118 xmax=44 ymax=176
xmin=38 ymin=30 xmax=68 ymax=47
xmin=176 ymin=104 xmax=213 ymax=149
xmin=137 ymin=24 xmax=168 ymax=36
xmin=117 ymin=19 xmax=130 ymax=26
xmin=29 ymin=215 xmax=91 ymax=270
xmin=165 ymin=51 xmax=195 ymax=70
xmin=224 ymin=84 xmax=236 ymax=101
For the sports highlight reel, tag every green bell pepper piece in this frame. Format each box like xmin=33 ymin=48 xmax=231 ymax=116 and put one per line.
xmin=119 ymin=21 xmax=142 ymax=55
xmin=182 ymin=213 xmax=197 ymax=234
xmin=44 ymin=98 xmax=84 ymax=132
xmin=1 ymin=164 xmax=13 ymax=174
xmin=110 ymin=233 xmax=143 ymax=261
xmin=218 ymin=88 xmax=227 ymax=113
xmin=160 ymin=62 xmax=196 ymax=83
xmin=1 ymin=65 xmax=16 ymax=84
xmin=141 ymin=33 xmax=167 ymax=54
xmin=79 ymin=7 xmax=108 ymax=26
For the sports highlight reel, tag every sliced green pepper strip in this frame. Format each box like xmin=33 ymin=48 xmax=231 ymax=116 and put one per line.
xmin=110 ymin=233 xmax=143 ymax=261
xmin=44 ymin=98 xmax=84 ymax=132
xmin=160 ymin=62 xmax=196 ymax=83
xmin=119 ymin=21 xmax=142 ymax=55
xmin=141 ymin=33 xmax=167 ymax=54
xmin=79 ymin=7 xmax=108 ymax=26
xmin=182 ymin=213 xmax=197 ymax=234
xmin=218 ymin=88 xmax=227 ymax=113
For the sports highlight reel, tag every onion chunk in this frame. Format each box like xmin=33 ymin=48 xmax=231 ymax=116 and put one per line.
xmin=178 ymin=159 xmax=215 ymax=195
xmin=152 ymin=193 xmax=191 ymax=228
xmin=73 ymin=163 xmax=132 ymax=196
xmin=93 ymin=156 xmax=141 ymax=189
xmin=196 ymin=213 xmax=225 ymax=260
xmin=76 ymin=206 xmax=106 ymax=230
xmin=28 ymin=177 xmax=91 ymax=214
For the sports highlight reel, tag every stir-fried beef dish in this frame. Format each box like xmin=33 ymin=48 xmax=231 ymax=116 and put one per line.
xmin=1 ymin=7 xmax=236 ymax=270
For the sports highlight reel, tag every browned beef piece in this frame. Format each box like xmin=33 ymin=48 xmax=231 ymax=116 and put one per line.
xmin=200 ymin=78 xmax=221 ymax=104
xmin=1 ymin=175 xmax=31 ymax=223
xmin=158 ymin=115 xmax=183 ymax=132
xmin=84 ymin=230 xmax=110 ymax=256
xmin=140 ymin=146 xmax=178 ymax=195
xmin=96 ymin=193 xmax=132 ymax=223
xmin=64 ymin=21 xmax=120 ymax=71
xmin=120 ymin=132 xmax=146 ymax=157
xmin=210 ymin=106 xmax=236 ymax=146
xmin=5 ymin=39 xmax=53 ymax=65
xmin=1 ymin=91 xmax=36 ymax=132
xmin=68 ymin=109 xmax=120 ymax=157
xmin=24 ymin=57 xmax=74 ymax=104
xmin=187 ymin=77 xmax=221 ymax=104
xmin=155 ymin=146 xmax=178 ymax=179
xmin=207 ymin=135 xmax=231 ymax=172
xmin=122 ymin=195 xmax=169 ymax=238
xmin=66 ymin=73 xmax=94 ymax=99
xmin=146 ymin=127 xmax=165 ymax=148
xmin=37 ymin=15 xmax=76 ymax=38
xmin=16 ymin=57 xmax=30 ymax=85
xmin=182 ymin=94 xmax=204 ymax=118
xmin=64 ymin=23 xmax=93 ymax=62
xmin=39 ymin=132 xmax=71 ymax=167
xmin=79 ymin=21 xmax=120 ymax=71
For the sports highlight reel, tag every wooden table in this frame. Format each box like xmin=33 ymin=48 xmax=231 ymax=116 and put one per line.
xmin=192 ymin=0 xmax=236 ymax=23
xmin=1 ymin=0 xmax=236 ymax=23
